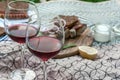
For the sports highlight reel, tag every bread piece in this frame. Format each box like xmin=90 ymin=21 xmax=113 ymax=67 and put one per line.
xmin=59 ymin=15 xmax=78 ymax=28
xmin=9 ymin=1 xmax=28 ymax=10
xmin=78 ymin=46 xmax=97 ymax=60
xmin=54 ymin=15 xmax=87 ymax=39
xmin=0 ymin=1 xmax=6 ymax=14
xmin=69 ymin=28 xmax=76 ymax=38
xmin=0 ymin=13 xmax=4 ymax=18
xmin=72 ymin=21 xmax=83 ymax=30
xmin=76 ymin=24 xmax=87 ymax=36
xmin=0 ymin=1 xmax=28 ymax=19
xmin=0 ymin=27 xmax=5 ymax=36
xmin=7 ymin=13 xmax=28 ymax=19
xmin=65 ymin=28 xmax=70 ymax=39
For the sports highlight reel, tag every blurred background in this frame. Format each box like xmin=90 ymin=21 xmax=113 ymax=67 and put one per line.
xmin=0 ymin=0 xmax=110 ymax=3
xmin=31 ymin=0 xmax=109 ymax=3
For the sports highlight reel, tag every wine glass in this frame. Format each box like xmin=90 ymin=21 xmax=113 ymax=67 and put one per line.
xmin=26 ymin=17 xmax=65 ymax=80
xmin=4 ymin=0 xmax=40 ymax=80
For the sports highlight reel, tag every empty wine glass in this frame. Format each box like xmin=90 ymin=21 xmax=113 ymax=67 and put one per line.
xmin=4 ymin=0 xmax=40 ymax=80
xmin=26 ymin=17 xmax=65 ymax=80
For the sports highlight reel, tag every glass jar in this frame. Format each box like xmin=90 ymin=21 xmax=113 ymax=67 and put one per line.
xmin=91 ymin=24 xmax=111 ymax=42
xmin=112 ymin=24 xmax=120 ymax=43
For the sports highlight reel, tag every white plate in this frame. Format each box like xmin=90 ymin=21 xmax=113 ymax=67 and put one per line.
xmin=38 ymin=0 xmax=119 ymax=26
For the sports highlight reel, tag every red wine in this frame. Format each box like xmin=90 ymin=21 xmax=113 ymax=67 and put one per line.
xmin=8 ymin=24 xmax=37 ymax=43
xmin=28 ymin=36 xmax=62 ymax=61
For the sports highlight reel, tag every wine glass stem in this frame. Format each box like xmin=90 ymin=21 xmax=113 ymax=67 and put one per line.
xmin=20 ymin=44 xmax=25 ymax=68
xmin=43 ymin=61 xmax=47 ymax=80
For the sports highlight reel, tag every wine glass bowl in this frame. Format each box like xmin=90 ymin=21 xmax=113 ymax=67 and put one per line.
xmin=27 ymin=18 xmax=65 ymax=61
xmin=27 ymin=36 xmax=62 ymax=61
xmin=4 ymin=0 xmax=39 ymax=44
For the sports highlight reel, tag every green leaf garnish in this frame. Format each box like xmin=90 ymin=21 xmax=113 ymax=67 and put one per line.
xmin=62 ymin=44 xmax=76 ymax=50
xmin=38 ymin=32 xmax=43 ymax=36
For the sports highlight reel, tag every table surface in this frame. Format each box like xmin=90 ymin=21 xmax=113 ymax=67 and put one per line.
xmin=1 ymin=0 xmax=120 ymax=80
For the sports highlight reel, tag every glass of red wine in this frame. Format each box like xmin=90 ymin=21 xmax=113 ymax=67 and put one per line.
xmin=26 ymin=17 xmax=65 ymax=80
xmin=4 ymin=0 xmax=40 ymax=80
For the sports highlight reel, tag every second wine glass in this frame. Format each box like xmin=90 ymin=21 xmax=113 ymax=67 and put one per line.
xmin=4 ymin=0 xmax=40 ymax=80
xmin=26 ymin=17 xmax=65 ymax=80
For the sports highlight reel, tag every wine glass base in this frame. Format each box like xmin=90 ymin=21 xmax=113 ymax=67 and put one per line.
xmin=10 ymin=68 xmax=36 ymax=80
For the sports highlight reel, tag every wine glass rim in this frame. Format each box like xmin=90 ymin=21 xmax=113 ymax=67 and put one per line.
xmin=8 ymin=0 xmax=35 ymax=11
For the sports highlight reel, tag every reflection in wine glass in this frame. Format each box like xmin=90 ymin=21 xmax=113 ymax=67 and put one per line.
xmin=4 ymin=0 xmax=40 ymax=80
xmin=26 ymin=17 xmax=65 ymax=80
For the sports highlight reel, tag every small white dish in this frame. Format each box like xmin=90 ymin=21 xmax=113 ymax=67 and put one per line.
xmin=90 ymin=24 xmax=111 ymax=42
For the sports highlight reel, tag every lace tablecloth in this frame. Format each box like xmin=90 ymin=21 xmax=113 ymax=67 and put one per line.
xmin=1 ymin=0 xmax=120 ymax=80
